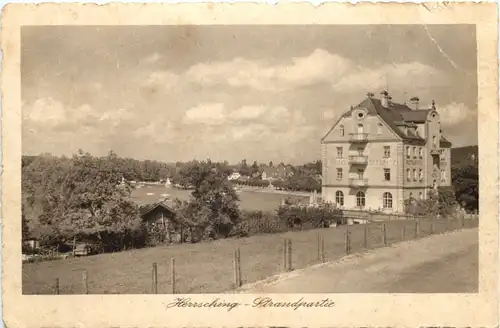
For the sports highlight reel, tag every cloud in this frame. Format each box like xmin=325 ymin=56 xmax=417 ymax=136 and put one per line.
xmin=230 ymin=105 xmax=268 ymax=120
xmin=437 ymin=102 xmax=475 ymax=126
xmin=334 ymin=62 xmax=447 ymax=93
xmin=23 ymin=97 xmax=139 ymax=133
xmin=23 ymin=97 xmax=68 ymax=126
xmin=141 ymin=52 xmax=162 ymax=65
xmin=183 ymin=103 xmax=227 ymax=125
xmin=143 ymin=49 xmax=447 ymax=96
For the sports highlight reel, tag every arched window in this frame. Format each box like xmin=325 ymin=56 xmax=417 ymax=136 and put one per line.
xmin=335 ymin=190 xmax=344 ymax=206
xmin=340 ymin=125 xmax=344 ymax=136
xmin=357 ymin=124 xmax=364 ymax=134
xmin=383 ymin=192 xmax=393 ymax=208
xmin=356 ymin=191 xmax=365 ymax=207
xmin=377 ymin=123 xmax=383 ymax=135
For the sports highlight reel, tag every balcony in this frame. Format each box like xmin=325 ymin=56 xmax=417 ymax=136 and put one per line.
xmin=348 ymin=155 xmax=368 ymax=165
xmin=348 ymin=178 xmax=369 ymax=188
xmin=430 ymin=149 xmax=440 ymax=155
xmin=349 ymin=133 xmax=368 ymax=143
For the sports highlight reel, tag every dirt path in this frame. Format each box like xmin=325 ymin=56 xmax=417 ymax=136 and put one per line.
xmin=237 ymin=229 xmax=478 ymax=293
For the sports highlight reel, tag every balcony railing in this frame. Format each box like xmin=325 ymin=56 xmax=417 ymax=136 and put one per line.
xmin=349 ymin=133 xmax=369 ymax=142
xmin=348 ymin=155 xmax=368 ymax=164
xmin=348 ymin=178 xmax=369 ymax=187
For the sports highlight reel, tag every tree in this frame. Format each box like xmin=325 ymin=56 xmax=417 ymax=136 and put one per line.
xmin=452 ymin=162 xmax=479 ymax=211
xmin=177 ymin=160 xmax=241 ymax=239
xmin=251 ymin=161 xmax=260 ymax=175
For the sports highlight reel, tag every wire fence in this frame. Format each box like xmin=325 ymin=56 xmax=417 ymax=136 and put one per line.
xmin=25 ymin=214 xmax=478 ymax=295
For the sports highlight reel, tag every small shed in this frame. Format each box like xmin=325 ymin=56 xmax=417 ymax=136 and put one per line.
xmin=140 ymin=202 xmax=198 ymax=244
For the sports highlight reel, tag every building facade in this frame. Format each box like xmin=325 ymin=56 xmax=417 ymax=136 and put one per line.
xmin=321 ymin=92 xmax=452 ymax=213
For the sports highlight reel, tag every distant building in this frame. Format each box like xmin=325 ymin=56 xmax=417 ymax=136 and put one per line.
xmin=321 ymin=91 xmax=452 ymax=213
xmin=228 ymin=172 xmax=242 ymax=181
xmin=261 ymin=164 xmax=291 ymax=181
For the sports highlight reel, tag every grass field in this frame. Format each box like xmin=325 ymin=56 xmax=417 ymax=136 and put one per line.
xmin=130 ymin=185 xmax=310 ymax=212
xmin=22 ymin=216 xmax=477 ymax=294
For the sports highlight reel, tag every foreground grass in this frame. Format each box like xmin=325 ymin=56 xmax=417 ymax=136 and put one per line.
xmin=22 ymin=217 xmax=476 ymax=294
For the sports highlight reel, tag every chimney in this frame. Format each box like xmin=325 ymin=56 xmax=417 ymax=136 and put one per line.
xmin=410 ymin=96 xmax=419 ymax=110
xmin=380 ymin=90 xmax=389 ymax=108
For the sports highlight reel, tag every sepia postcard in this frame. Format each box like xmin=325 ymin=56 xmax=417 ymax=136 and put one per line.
xmin=1 ymin=2 xmax=499 ymax=327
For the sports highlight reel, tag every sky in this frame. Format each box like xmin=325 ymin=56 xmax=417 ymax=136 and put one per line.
xmin=21 ymin=25 xmax=478 ymax=164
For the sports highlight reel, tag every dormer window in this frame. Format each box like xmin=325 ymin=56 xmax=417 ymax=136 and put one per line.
xmin=377 ymin=123 xmax=383 ymax=135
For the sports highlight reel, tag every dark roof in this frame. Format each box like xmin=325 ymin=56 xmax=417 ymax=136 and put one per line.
xmin=139 ymin=201 xmax=198 ymax=226
xmin=440 ymin=135 xmax=452 ymax=147
xmin=139 ymin=202 xmax=176 ymax=217
xmin=340 ymin=96 xmax=451 ymax=146
xmin=400 ymin=110 xmax=431 ymax=123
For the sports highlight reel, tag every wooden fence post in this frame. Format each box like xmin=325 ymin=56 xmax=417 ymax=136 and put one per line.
xmin=287 ymin=239 xmax=293 ymax=271
xmin=320 ymin=236 xmax=325 ymax=263
xmin=82 ymin=270 xmax=88 ymax=294
xmin=283 ymin=239 xmax=288 ymax=271
xmin=382 ymin=224 xmax=387 ymax=246
xmin=415 ymin=219 xmax=419 ymax=239
xmin=363 ymin=226 xmax=368 ymax=249
xmin=233 ymin=249 xmax=241 ymax=288
xmin=72 ymin=237 xmax=76 ymax=257
xmin=345 ymin=229 xmax=351 ymax=255
xmin=54 ymin=278 xmax=60 ymax=295
xmin=237 ymin=248 xmax=242 ymax=287
xmin=317 ymin=232 xmax=321 ymax=261
xmin=171 ymin=258 xmax=176 ymax=294
xmin=152 ymin=262 xmax=158 ymax=294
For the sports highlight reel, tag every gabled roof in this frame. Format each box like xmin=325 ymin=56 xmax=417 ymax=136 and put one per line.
xmin=337 ymin=96 xmax=451 ymax=146
xmin=139 ymin=201 xmax=198 ymax=226
xmin=139 ymin=202 xmax=176 ymax=217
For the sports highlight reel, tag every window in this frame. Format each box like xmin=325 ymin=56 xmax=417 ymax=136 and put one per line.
xmin=340 ymin=125 xmax=344 ymax=136
xmin=413 ymin=147 xmax=417 ymax=158
xmin=406 ymin=146 xmax=411 ymax=158
xmin=356 ymin=191 xmax=365 ymax=207
xmin=432 ymin=136 xmax=437 ymax=147
xmin=441 ymin=169 xmax=446 ymax=181
xmin=383 ymin=192 xmax=393 ymax=209
xmin=406 ymin=169 xmax=411 ymax=181
xmin=384 ymin=168 xmax=391 ymax=181
xmin=357 ymin=124 xmax=364 ymax=134
xmin=336 ymin=147 xmax=343 ymax=158
xmin=419 ymin=169 xmax=423 ymax=181
xmin=419 ymin=147 xmax=423 ymax=158
xmin=413 ymin=169 xmax=417 ymax=181
xmin=357 ymin=112 xmax=364 ymax=119
xmin=383 ymin=146 xmax=390 ymax=158
xmin=377 ymin=123 xmax=383 ymax=135
xmin=419 ymin=192 xmax=423 ymax=200
xmin=335 ymin=191 xmax=344 ymax=206
xmin=336 ymin=168 xmax=343 ymax=180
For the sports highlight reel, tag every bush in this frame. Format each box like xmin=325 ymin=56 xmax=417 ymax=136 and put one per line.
xmin=232 ymin=179 xmax=270 ymax=188
xmin=234 ymin=210 xmax=285 ymax=236
xmin=404 ymin=187 xmax=458 ymax=217
xmin=276 ymin=204 xmax=344 ymax=229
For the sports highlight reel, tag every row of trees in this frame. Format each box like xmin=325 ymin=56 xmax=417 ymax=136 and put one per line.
xmin=22 ymin=150 xmax=143 ymax=251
